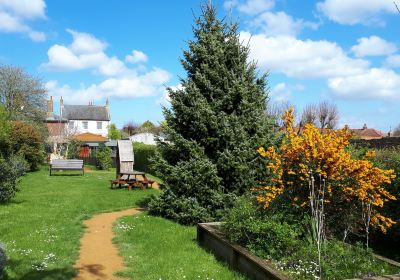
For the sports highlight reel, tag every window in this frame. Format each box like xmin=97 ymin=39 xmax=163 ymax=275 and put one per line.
xmin=69 ymin=121 xmax=74 ymax=130
xmin=97 ymin=121 xmax=102 ymax=130
xmin=82 ymin=121 xmax=88 ymax=130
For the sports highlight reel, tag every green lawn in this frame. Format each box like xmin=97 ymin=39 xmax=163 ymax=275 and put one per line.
xmin=0 ymin=167 xmax=243 ymax=279
xmin=114 ymin=213 xmax=244 ymax=280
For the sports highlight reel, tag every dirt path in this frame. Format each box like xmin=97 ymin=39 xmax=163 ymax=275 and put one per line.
xmin=74 ymin=208 xmax=141 ymax=280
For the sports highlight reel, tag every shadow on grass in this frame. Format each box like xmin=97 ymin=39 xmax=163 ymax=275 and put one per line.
xmin=0 ymin=199 xmax=26 ymax=206
xmin=136 ymin=195 xmax=156 ymax=209
xmin=4 ymin=259 xmax=76 ymax=280
xmin=48 ymin=173 xmax=84 ymax=177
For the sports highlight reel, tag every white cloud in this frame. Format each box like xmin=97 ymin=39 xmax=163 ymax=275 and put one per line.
xmin=46 ymin=67 xmax=171 ymax=103
xmin=385 ymin=55 xmax=400 ymax=68
xmin=316 ymin=0 xmax=396 ymax=25
xmin=0 ymin=0 xmax=46 ymax=19
xmin=351 ymin=36 xmax=397 ymax=57
xmin=328 ymin=68 xmax=400 ymax=100
xmin=125 ymin=50 xmax=148 ymax=64
xmin=241 ymin=32 xmax=369 ymax=79
xmin=270 ymin=82 xmax=304 ymax=102
xmin=224 ymin=0 xmax=274 ymax=15
xmin=0 ymin=0 xmax=46 ymax=41
xmin=67 ymin=29 xmax=107 ymax=54
xmin=42 ymin=29 xmax=127 ymax=76
xmin=251 ymin=11 xmax=319 ymax=37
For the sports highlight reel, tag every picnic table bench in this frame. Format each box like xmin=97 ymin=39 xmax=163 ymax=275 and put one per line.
xmin=111 ymin=170 xmax=155 ymax=190
xmin=49 ymin=159 xmax=84 ymax=176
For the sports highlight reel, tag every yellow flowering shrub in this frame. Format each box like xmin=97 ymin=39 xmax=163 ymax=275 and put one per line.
xmin=255 ymin=108 xmax=396 ymax=233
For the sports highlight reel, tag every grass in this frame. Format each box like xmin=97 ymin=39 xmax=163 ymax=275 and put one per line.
xmin=114 ymin=213 xmax=245 ymax=280
xmin=0 ymin=166 xmax=244 ymax=280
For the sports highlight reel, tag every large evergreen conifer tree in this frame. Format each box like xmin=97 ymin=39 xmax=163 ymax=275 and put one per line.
xmin=149 ymin=4 xmax=275 ymax=224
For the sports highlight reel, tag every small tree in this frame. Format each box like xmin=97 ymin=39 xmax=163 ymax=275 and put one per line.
xmin=299 ymin=101 xmax=339 ymax=129
xmin=0 ymin=65 xmax=46 ymax=123
xmin=149 ymin=4 xmax=275 ymax=224
xmin=393 ymin=124 xmax=400 ymax=136
xmin=97 ymin=143 xmax=112 ymax=170
xmin=9 ymin=121 xmax=44 ymax=171
xmin=108 ymin=123 xmax=121 ymax=140
xmin=66 ymin=140 xmax=82 ymax=159
xmin=123 ymin=121 xmax=139 ymax=136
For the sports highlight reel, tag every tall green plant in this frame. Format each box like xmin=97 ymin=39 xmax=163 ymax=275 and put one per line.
xmin=66 ymin=140 xmax=82 ymax=159
xmin=149 ymin=4 xmax=275 ymax=224
xmin=97 ymin=143 xmax=112 ymax=170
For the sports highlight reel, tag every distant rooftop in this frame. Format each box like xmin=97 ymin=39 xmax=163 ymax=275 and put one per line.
xmin=62 ymin=105 xmax=110 ymax=121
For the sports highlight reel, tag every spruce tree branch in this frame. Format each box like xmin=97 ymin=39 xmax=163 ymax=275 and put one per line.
xmin=394 ymin=1 xmax=400 ymax=13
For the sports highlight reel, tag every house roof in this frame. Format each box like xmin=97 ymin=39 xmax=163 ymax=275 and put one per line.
xmin=72 ymin=132 xmax=108 ymax=142
xmin=349 ymin=128 xmax=384 ymax=140
xmin=62 ymin=105 xmax=110 ymax=121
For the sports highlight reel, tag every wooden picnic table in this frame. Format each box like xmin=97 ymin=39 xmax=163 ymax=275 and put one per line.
xmin=111 ymin=170 xmax=155 ymax=191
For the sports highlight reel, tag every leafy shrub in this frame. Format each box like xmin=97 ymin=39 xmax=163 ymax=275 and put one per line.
xmin=133 ymin=142 xmax=156 ymax=173
xmin=370 ymin=148 xmax=400 ymax=260
xmin=66 ymin=140 xmax=82 ymax=159
xmin=149 ymin=157 xmax=236 ymax=224
xmin=9 ymin=121 xmax=44 ymax=171
xmin=0 ymin=243 xmax=6 ymax=280
xmin=97 ymin=144 xmax=112 ymax=170
xmin=256 ymin=108 xmax=396 ymax=237
xmin=0 ymin=155 xmax=27 ymax=203
xmin=223 ymin=196 xmax=302 ymax=259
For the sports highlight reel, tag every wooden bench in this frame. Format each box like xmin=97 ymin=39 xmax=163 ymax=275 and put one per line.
xmin=110 ymin=171 xmax=155 ymax=191
xmin=50 ymin=159 xmax=84 ymax=176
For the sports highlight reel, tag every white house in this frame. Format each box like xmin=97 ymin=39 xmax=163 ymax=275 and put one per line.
xmin=60 ymin=97 xmax=111 ymax=138
xmin=129 ymin=132 xmax=166 ymax=145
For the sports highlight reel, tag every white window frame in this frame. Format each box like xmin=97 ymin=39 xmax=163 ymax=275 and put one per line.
xmin=82 ymin=121 xmax=88 ymax=130
xmin=97 ymin=121 xmax=102 ymax=130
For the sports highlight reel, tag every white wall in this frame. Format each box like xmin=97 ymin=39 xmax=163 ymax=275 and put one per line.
xmin=69 ymin=120 xmax=110 ymax=137
xmin=129 ymin=133 xmax=164 ymax=145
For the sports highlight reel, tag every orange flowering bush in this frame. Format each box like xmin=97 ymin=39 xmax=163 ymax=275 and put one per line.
xmin=255 ymin=108 xmax=396 ymax=234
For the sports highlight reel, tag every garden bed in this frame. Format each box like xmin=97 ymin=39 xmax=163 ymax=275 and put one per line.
xmin=197 ymin=222 xmax=400 ymax=280
xmin=197 ymin=222 xmax=288 ymax=280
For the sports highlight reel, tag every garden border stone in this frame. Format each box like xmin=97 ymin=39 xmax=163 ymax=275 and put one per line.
xmin=197 ymin=222 xmax=289 ymax=280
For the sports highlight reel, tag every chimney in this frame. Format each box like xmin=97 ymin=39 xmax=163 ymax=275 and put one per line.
xmin=106 ymin=97 xmax=109 ymax=107
xmin=60 ymin=96 xmax=64 ymax=118
xmin=344 ymin=124 xmax=349 ymax=130
xmin=47 ymin=96 xmax=53 ymax=117
xmin=362 ymin=124 xmax=367 ymax=130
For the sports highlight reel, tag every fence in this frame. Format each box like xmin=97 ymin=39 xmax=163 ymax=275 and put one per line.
xmin=350 ymin=137 xmax=400 ymax=149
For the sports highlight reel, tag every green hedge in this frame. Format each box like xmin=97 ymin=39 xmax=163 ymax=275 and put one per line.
xmin=133 ymin=142 xmax=157 ymax=174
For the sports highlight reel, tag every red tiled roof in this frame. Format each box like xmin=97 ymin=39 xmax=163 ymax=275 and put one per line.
xmin=72 ymin=133 xmax=108 ymax=142
xmin=349 ymin=128 xmax=384 ymax=140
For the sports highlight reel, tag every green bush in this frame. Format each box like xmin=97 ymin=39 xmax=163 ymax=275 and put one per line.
xmin=370 ymin=148 xmax=400 ymax=260
xmin=97 ymin=144 xmax=112 ymax=170
xmin=0 ymin=155 xmax=27 ymax=203
xmin=0 ymin=243 xmax=6 ymax=280
xmin=223 ymin=196 xmax=302 ymax=259
xmin=9 ymin=121 xmax=44 ymax=171
xmin=149 ymin=156 xmax=236 ymax=224
xmin=133 ymin=142 xmax=156 ymax=173
xmin=66 ymin=140 xmax=82 ymax=159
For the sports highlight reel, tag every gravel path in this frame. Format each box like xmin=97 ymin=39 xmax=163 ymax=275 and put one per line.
xmin=74 ymin=208 xmax=141 ymax=280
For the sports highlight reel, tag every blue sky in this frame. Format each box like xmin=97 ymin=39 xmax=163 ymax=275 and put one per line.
xmin=0 ymin=0 xmax=399 ymax=132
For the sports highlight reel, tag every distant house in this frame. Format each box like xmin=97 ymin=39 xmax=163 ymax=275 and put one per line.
xmin=129 ymin=132 xmax=167 ymax=145
xmin=278 ymin=123 xmax=384 ymax=140
xmin=346 ymin=124 xmax=384 ymax=140
xmin=61 ymin=97 xmax=110 ymax=138
xmin=45 ymin=96 xmax=112 ymax=156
